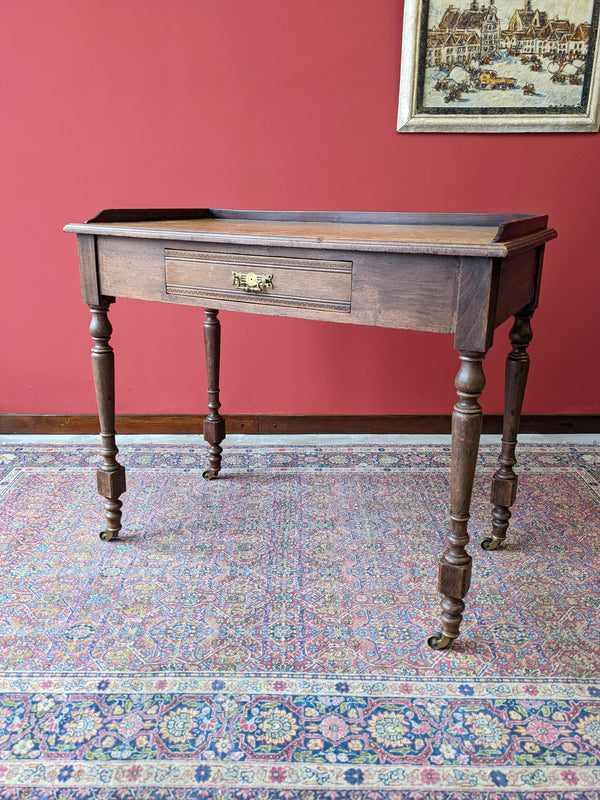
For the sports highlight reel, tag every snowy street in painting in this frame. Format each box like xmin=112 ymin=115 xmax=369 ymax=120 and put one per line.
xmin=422 ymin=53 xmax=585 ymax=109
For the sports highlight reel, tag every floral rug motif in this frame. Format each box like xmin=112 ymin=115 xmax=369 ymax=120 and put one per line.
xmin=0 ymin=442 xmax=599 ymax=798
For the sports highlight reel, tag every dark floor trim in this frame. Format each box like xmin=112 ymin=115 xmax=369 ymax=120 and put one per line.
xmin=1 ymin=414 xmax=598 ymax=435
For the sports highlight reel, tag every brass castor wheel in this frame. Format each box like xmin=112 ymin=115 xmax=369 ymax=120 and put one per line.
xmin=481 ymin=536 xmax=503 ymax=551
xmin=427 ymin=632 xmax=454 ymax=650
xmin=99 ymin=529 xmax=119 ymax=542
xmin=202 ymin=469 xmax=219 ymax=481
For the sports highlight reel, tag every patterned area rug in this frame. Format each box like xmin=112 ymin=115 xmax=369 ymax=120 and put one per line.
xmin=0 ymin=441 xmax=599 ymax=799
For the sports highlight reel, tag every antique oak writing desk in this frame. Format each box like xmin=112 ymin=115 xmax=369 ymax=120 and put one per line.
xmin=65 ymin=209 xmax=557 ymax=649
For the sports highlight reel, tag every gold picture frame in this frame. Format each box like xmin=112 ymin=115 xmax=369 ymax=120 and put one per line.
xmin=397 ymin=0 xmax=600 ymax=131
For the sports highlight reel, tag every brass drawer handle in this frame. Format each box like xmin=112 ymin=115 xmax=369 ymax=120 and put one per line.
xmin=232 ymin=271 xmax=273 ymax=292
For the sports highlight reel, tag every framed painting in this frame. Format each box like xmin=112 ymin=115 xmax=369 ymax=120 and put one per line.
xmin=397 ymin=0 xmax=600 ymax=131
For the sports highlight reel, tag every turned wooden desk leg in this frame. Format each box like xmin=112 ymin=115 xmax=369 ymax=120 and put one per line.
xmin=429 ymin=351 xmax=486 ymax=650
xmin=483 ymin=311 xmax=533 ymax=551
xmin=89 ymin=302 xmax=126 ymax=541
xmin=202 ymin=308 xmax=226 ymax=480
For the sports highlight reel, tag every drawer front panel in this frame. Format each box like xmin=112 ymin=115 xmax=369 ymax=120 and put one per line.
xmin=165 ymin=250 xmax=352 ymax=313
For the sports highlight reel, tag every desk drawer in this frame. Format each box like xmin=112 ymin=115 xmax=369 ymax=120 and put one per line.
xmin=165 ymin=250 xmax=352 ymax=313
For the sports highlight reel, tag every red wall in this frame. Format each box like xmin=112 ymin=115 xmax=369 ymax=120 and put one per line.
xmin=2 ymin=1 xmax=598 ymax=416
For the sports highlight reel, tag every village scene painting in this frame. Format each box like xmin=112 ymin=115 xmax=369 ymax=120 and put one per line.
xmin=418 ymin=0 xmax=597 ymax=111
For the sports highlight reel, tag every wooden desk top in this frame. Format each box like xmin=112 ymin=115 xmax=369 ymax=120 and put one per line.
xmin=64 ymin=209 xmax=556 ymax=257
